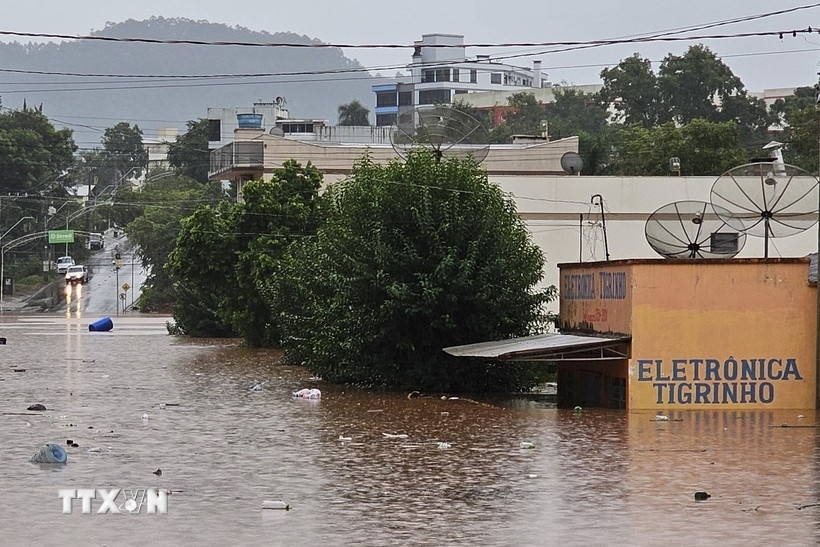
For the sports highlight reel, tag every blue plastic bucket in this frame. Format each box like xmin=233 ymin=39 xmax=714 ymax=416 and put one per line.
xmin=88 ymin=317 xmax=113 ymax=332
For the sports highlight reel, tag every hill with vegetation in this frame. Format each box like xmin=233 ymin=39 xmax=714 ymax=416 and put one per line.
xmin=0 ymin=17 xmax=382 ymax=149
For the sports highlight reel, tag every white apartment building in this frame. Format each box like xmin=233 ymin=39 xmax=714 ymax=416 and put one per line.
xmin=373 ymin=33 xmax=548 ymax=127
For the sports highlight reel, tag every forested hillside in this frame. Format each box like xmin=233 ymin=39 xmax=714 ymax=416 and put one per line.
xmin=0 ymin=17 xmax=382 ymax=148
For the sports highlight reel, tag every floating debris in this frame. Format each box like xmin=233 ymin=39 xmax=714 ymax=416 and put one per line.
xmin=153 ymin=468 xmax=162 ymax=476
xmin=437 ymin=442 xmax=452 ymax=449
xmin=292 ymin=388 xmax=321 ymax=399
xmin=338 ymin=435 xmax=352 ymax=442
xmin=142 ymin=413 xmax=149 ymax=420
xmin=383 ymin=433 xmax=409 ymax=439
xmin=87 ymin=447 xmax=103 ymax=453
xmin=519 ymin=442 xmax=536 ymax=449
xmin=262 ymin=500 xmax=290 ymax=510
xmin=30 ymin=443 xmax=67 ymax=464
xmin=694 ymin=491 xmax=711 ymax=501
xmin=27 ymin=404 xmax=47 ymax=411
xmin=573 ymin=406 xmax=583 ymax=413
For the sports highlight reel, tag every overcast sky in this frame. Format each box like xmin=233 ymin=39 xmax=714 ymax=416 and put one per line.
xmin=2 ymin=0 xmax=820 ymax=91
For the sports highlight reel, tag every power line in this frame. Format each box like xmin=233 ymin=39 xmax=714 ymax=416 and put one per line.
xmin=1 ymin=26 xmax=819 ymax=50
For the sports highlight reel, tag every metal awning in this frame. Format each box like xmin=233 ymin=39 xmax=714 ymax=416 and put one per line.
xmin=443 ymin=333 xmax=631 ymax=362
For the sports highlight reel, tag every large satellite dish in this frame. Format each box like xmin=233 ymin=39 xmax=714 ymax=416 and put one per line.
xmin=645 ymin=201 xmax=747 ymax=259
xmin=390 ymin=106 xmax=490 ymax=163
xmin=710 ymin=162 xmax=819 ymax=257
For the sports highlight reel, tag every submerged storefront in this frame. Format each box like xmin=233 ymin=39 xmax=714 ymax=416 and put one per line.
xmin=557 ymin=258 xmax=817 ymax=410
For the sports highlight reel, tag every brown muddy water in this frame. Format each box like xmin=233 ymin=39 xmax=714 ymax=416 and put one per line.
xmin=1 ymin=314 xmax=820 ymax=546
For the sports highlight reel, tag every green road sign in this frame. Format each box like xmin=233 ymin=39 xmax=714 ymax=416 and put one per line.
xmin=48 ymin=230 xmax=75 ymax=244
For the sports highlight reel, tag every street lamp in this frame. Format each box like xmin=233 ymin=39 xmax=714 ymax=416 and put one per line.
xmin=0 ymin=216 xmax=34 ymax=313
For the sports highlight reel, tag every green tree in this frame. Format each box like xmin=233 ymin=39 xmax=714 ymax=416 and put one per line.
xmin=546 ymin=88 xmax=608 ymax=136
xmin=337 ymin=99 xmax=371 ymax=126
xmin=167 ymin=160 xmax=324 ymax=343
xmin=222 ymin=160 xmax=325 ymax=346
xmin=490 ymin=92 xmax=545 ymax=142
xmin=0 ymin=105 xmax=76 ymax=194
xmin=166 ymin=201 xmax=236 ymax=336
xmin=657 ymin=45 xmax=744 ymax=125
xmin=599 ymin=53 xmax=659 ymax=128
xmin=168 ymin=119 xmax=210 ymax=183
xmin=125 ymin=175 xmax=224 ymax=312
xmin=782 ymin=107 xmax=820 ymax=172
xmin=610 ymin=119 xmax=746 ymax=176
xmin=274 ymin=150 xmax=554 ymax=392
xmin=102 ymin=122 xmax=148 ymax=178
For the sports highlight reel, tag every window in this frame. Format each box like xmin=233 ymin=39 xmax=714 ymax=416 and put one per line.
xmin=376 ymin=92 xmax=397 ymax=108
xmin=418 ymin=89 xmax=451 ymax=105
xmin=398 ymin=91 xmax=413 ymax=106
xmin=490 ymin=73 xmax=501 ymax=85
xmin=281 ymin=123 xmax=314 ymax=133
xmin=470 ymin=69 xmax=477 ymax=83
xmin=207 ymin=119 xmax=221 ymax=142
xmin=710 ymin=232 xmax=740 ymax=254
xmin=435 ymin=68 xmax=450 ymax=82
xmin=452 ymin=69 xmax=460 ymax=82
xmin=422 ymin=69 xmax=435 ymax=83
xmin=376 ymin=113 xmax=397 ymax=126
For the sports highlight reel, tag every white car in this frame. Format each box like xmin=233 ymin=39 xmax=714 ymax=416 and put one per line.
xmin=56 ymin=256 xmax=75 ymax=274
xmin=65 ymin=265 xmax=88 ymax=285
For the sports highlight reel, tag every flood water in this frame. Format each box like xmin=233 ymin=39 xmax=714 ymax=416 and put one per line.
xmin=1 ymin=313 xmax=820 ymax=546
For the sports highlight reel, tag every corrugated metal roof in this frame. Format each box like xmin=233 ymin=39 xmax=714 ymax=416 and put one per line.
xmin=443 ymin=333 xmax=630 ymax=362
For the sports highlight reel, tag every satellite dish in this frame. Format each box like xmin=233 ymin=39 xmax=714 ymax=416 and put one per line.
xmin=390 ymin=106 xmax=490 ymax=163
xmin=560 ymin=152 xmax=583 ymax=175
xmin=645 ymin=201 xmax=746 ymax=259
xmin=710 ymin=162 xmax=818 ymax=257
xmin=275 ymin=96 xmax=286 ymax=106
xmin=269 ymin=127 xmax=285 ymax=137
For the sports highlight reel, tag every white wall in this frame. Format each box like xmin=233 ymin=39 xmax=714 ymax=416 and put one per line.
xmin=493 ymin=174 xmax=819 ymax=306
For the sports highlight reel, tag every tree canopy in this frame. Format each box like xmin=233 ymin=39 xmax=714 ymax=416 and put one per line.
xmin=0 ymin=104 xmax=76 ymax=194
xmin=272 ymin=150 xmax=554 ymax=392
xmin=102 ymin=122 xmax=148 ymax=179
xmin=166 ymin=160 xmax=325 ymax=344
xmin=168 ymin=119 xmax=210 ymax=183
xmin=337 ymin=100 xmax=371 ymax=126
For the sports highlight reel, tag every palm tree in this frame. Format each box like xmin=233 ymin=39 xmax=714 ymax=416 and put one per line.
xmin=337 ymin=100 xmax=371 ymax=126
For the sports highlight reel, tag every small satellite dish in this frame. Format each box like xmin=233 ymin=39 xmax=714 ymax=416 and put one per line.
xmin=275 ymin=96 xmax=286 ymax=106
xmin=645 ymin=201 xmax=746 ymax=259
xmin=710 ymin=162 xmax=818 ymax=257
xmin=269 ymin=127 xmax=285 ymax=137
xmin=390 ymin=106 xmax=490 ymax=163
xmin=560 ymin=152 xmax=583 ymax=175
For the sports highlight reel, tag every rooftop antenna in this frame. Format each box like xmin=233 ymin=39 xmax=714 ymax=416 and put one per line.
xmin=591 ymin=194 xmax=610 ymax=261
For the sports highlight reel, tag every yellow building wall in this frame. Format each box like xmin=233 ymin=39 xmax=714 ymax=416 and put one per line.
xmin=629 ymin=259 xmax=816 ymax=410
xmin=559 ymin=259 xmax=817 ymax=410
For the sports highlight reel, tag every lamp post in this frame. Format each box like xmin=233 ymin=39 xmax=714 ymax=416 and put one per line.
xmin=0 ymin=216 xmax=34 ymax=313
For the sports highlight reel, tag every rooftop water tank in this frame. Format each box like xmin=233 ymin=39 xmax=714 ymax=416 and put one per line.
xmin=236 ymin=113 xmax=263 ymax=129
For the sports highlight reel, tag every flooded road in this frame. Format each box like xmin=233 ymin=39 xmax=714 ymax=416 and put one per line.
xmin=1 ymin=313 xmax=819 ymax=545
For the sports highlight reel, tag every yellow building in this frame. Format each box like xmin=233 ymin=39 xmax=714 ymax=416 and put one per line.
xmin=556 ymin=258 xmax=817 ymax=410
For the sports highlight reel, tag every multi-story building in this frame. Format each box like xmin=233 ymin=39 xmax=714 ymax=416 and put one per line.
xmin=373 ymin=33 xmax=547 ymax=127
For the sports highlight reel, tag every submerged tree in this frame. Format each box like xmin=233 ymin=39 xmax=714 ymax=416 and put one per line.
xmin=167 ymin=160 xmax=324 ymax=343
xmin=273 ymin=150 xmax=554 ymax=392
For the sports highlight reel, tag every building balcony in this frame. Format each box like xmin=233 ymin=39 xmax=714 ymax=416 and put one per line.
xmin=209 ymin=141 xmax=264 ymax=178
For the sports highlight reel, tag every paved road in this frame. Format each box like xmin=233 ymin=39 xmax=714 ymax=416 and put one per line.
xmin=63 ymin=235 xmax=147 ymax=317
